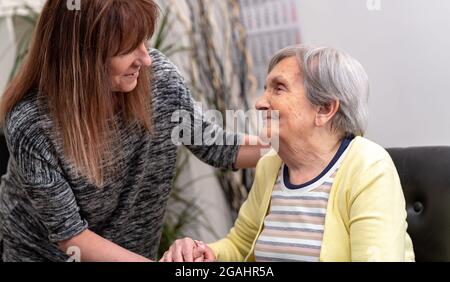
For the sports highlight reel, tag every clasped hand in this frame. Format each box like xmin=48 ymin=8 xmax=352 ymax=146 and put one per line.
xmin=160 ymin=237 xmax=216 ymax=262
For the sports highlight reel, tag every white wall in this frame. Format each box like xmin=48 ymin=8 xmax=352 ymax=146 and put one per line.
xmin=176 ymin=155 xmax=234 ymax=243
xmin=297 ymin=0 xmax=450 ymax=147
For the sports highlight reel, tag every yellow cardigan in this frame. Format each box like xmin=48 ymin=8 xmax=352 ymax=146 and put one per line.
xmin=209 ymin=137 xmax=415 ymax=262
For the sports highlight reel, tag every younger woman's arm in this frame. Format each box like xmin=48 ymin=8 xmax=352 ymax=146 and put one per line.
xmin=59 ymin=229 xmax=152 ymax=262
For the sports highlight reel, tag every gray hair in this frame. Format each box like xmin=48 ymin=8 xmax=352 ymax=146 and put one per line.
xmin=268 ymin=45 xmax=370 ymax=136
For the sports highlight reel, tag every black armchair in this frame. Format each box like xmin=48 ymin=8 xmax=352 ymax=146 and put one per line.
xmin=387 ymin=147 xmax=450 ymax=262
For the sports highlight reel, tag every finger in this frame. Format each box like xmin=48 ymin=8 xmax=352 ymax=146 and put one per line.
xmin=193 ymin=241 xmax=206 ymax=259
xmin=172 ymin=244 xmax=184 ymax=262
xmin=181 ymin=241 xmax=195 ymax=262
xmin=202 ymin=244 xmax=216 ymax=262
xmin=165 ymin=249 xmax=174 ymax=262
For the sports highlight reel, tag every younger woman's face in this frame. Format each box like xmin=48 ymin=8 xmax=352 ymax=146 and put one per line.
xmin=108 ymin=41 xmax=152 ymax=93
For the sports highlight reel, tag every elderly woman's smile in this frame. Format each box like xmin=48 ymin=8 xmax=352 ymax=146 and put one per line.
xmin=257 ymin=57 xmax=319 ymax=144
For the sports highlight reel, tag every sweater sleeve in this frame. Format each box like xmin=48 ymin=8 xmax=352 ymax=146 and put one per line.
xmin=4 ymin=118 xmax=88 ymax=243
xmin=348 ymin=156 xmax=410 ymax=262
xmin=151 ymin=49 xmax=243 ymax=170
xmin=179 ymin=91 xmax=243 ymax=170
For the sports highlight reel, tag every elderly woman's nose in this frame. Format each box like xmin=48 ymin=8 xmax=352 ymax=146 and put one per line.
xmin=256 ymin=95 xmax=270 ymax=110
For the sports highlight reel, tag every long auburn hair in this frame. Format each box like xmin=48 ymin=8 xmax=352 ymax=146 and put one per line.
xmin=0 ymin=0 xmax=159 ymax=186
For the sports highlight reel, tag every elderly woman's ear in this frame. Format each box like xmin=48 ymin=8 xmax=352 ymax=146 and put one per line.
xmin=315 ymin=99 xmax=340 ymax=128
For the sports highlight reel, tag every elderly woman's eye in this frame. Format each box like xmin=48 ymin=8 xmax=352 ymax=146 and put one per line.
xmin=276 ymin=86 xmax=285 ymax=92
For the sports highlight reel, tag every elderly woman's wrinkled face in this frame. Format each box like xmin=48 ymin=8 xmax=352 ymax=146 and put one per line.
xmin=257 ymin=57 xmax=318 ymax=141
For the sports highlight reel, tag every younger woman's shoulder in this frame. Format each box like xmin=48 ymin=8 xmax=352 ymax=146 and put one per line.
xmin=148 ymin=48 xmax=182 ymax=79
xmin=148 ymin=48 xmax=190 ymax=107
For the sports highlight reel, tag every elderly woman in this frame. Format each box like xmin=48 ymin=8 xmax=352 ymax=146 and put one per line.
xmin=161 ymin=45 xmax=415 ymax=262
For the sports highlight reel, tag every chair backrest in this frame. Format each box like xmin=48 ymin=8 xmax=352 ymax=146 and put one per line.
xmin=387 ymin=147 xmax=450 ymax=262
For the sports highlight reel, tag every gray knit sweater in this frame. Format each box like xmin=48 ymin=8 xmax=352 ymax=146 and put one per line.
xmin=0 ymin=49 xmax=240 ymax=262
